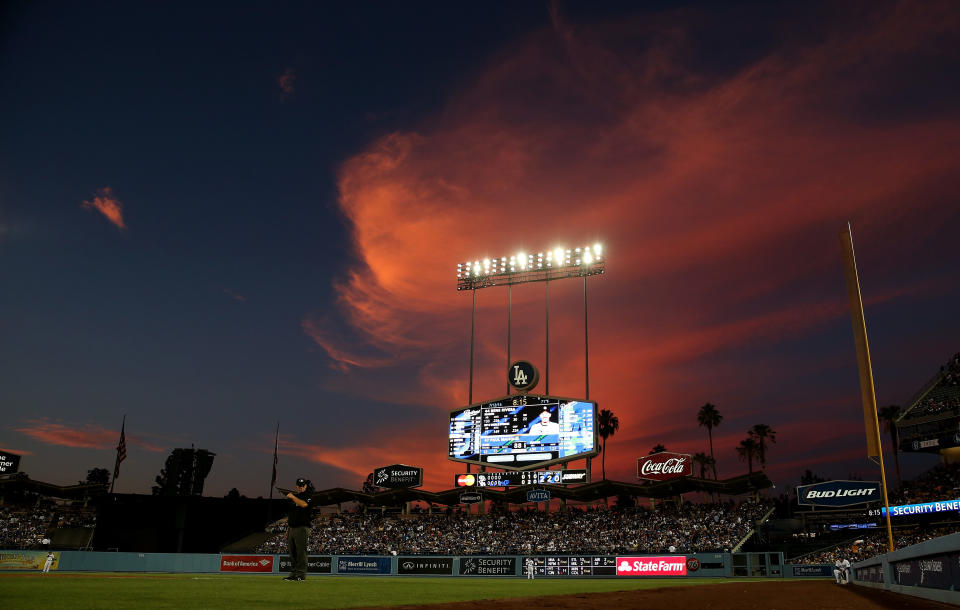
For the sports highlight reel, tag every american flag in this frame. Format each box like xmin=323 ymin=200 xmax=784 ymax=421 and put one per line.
xmin=270 ymin=423 xmax=279 ymax=490
xmin=113 ymin=417 xmax=126 ymax=481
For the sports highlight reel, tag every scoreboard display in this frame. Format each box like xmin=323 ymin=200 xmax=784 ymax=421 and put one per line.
xmin=456 ymin=469 xmax=589 ymax=487
xmin=525 ymin=556 xmax=617 ymax=576
xmin=449 ymin=395 xmax=597 ymax=470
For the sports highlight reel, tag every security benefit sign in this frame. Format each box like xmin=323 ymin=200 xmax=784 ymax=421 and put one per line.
xmin=0 ymin=451 xmax=21 ymax=475
xmin=373 ymin=464 xmax=423 ymax=489
xmin=459 ymin=557 xmax=516 ymax=576
xmin=279 ymin=556 xmax=332 ymax=573
xmin=398 ymin=557 xmax=454 ymax=575
xmin=796 ymin=480 xmax=881 ymax=507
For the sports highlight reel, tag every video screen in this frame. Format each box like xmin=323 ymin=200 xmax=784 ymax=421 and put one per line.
xmin=448 ymin=395 xmax=597 ymax=470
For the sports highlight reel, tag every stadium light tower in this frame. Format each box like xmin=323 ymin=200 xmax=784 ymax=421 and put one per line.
xmin=458 ymin=243 xmax=605 ymax=404
xmin=457 ymin=244 xmax=605 ymax=291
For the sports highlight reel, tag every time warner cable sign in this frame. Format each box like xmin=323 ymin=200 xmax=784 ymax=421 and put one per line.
xmin=796 ymin=480 xmax=881 ymax=507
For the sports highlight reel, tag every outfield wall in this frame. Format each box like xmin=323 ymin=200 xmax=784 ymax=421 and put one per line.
xmin=1 ymin=550 xmax=805 ymax=578
xmin=851 ymin=532 xmax=960 ymax=605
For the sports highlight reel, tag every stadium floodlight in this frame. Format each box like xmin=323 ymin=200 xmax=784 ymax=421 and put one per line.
xmin=457 ymin=243 xmax=605 ymax=290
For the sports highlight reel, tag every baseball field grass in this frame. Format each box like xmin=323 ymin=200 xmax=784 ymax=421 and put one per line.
xmin=0 ymin=573 xmax=773 ymax=609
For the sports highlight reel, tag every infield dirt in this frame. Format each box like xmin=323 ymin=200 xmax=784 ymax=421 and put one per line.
xmin=376 ymin=581 xmax=956 ymax=610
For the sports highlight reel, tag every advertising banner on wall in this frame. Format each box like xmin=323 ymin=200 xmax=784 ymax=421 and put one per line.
xmin=0 ymin=550 xmax=57 ymax=570
xmin=458 ymin=557 xmax=516 ymax=575
xmin=278 ymin=556 xmax=332 ymax=573
xmin=397 ymin=557 xmax=454 ymax=575
xmin=856 ymin=564 xmax=884 ymax=583
xmin=788 ymin=564 xmax=834 ymax=577
xmin=337 ymin=556 xmax=391 ymax=574
xmin=796 ymin=480 xmax=881 ymax=507
xmin=220 ymin=555 xmax=274 ymax=572
xmin=893 ymin=552 xmax=960 ymax=589
xmin=616 ymin=556 xmax=687 ymax=576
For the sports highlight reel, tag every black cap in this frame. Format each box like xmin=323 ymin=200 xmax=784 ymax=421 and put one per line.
xmin=296 ymin=478 xmax=307 ymax=486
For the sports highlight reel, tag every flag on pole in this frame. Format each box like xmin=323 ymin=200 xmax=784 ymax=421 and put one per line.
xmin=111 ymin=415 xmax=126 ymax=493
xmin=270 ymin=422 xmax=279 ymax=493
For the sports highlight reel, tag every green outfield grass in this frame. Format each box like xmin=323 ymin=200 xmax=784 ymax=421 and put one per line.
xmin=0 ymin=574 xmax=774 ymax=609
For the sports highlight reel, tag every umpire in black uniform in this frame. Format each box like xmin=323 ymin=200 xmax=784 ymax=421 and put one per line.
xmin=283 ymin=477 xmax=312 ymax=581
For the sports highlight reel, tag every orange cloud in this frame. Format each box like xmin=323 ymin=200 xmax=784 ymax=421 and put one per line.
xmin=278 ymin=68 xmax=295 ymax=97
xmin=82 ymin=187 xmax=126 ymax=230
xmin=0 ymin=447 xmax=32 ymax=456
xmin=301 ymin=3 xmax=960 ymax=488
xmin=15 ymin=419 xmax=163 ymax=452
xmin=223 ymin=288 xmax=247 ymax=302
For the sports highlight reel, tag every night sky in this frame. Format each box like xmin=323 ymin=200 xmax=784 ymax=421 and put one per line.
xmin=2 ymin=1 xmax=958 ymax=498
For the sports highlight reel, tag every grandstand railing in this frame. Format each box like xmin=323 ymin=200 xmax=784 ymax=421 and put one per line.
xmin=899 ymin=369 xmax=947 ymax=421
xmin=731 ymin=506 xmax=775 ymax=553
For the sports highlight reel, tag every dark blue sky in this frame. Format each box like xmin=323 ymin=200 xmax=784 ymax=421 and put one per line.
xmin=2 ymin=1 xmax=958 ymax=498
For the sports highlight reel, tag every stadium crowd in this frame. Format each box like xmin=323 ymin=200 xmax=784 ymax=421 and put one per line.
xmin=0 ymin=503 xmax=97 ymax=549
xmin=906 ymin=352 xmax=960 ymax=418
xmin=892 ymin=462 xmax=960 ymax=504
xmin=793 ymin=526 xmax=959 ymax=565
xmin=0 ymin=506 xmax=53 ymax=549
xmin=256 ymin=500 xmax=771 ymax=556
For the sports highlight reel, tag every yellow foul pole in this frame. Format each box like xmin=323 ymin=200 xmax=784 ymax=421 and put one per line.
xmin=839 ymin=223 xmax=894 ymax=553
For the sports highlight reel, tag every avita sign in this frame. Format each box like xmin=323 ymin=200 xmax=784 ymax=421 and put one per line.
xmin=636 ymin=452 xmax=693 ymax=481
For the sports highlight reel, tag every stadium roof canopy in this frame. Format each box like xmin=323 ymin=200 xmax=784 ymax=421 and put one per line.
xmin=0 ymin=473 xmax=108 ymax=500
xmin=302 ymin=472 xmax=772 ymax=508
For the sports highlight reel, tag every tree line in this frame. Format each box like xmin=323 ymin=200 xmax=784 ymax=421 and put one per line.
xmin=595 ymin=402 xmax=778 ymax=480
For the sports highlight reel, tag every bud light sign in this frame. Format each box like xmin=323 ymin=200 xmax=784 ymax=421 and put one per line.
xmin=616 ymin=556 xmax=687 ymax=576
xmin=636 ymin=452 xmax=692 ymax=481
xmin=796 ymin=480 xmax=881 ymax=507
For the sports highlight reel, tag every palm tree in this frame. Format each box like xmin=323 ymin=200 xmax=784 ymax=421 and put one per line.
xmin=649 ymin=443 xmax=667 ymax=455
xmin=748 ymin=424 xmax=777 ymax=469
xmin=597 ymin=409 xmax=620 ymax=480
xmin=692 ymin=452 xmax=710 ymax=479
xmin=877 ymin=405 xmax=902 ymax=491
xmin=704 ymin=455 xmax=716 ymax=479
xmin=737 ymin=437 xmax=759 ymax=473
xmin=697 ymin=403 xmax=723 ymax=478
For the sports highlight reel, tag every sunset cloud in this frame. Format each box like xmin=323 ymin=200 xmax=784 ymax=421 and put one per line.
xmin=223 ymin=288 xmax=247 ymax=302
xmin=278 ymin=67 xmax=295 ymax=98
xmin=81 ymin=187 xmax=126 ymax=230
xmin=301 ymin=3 xmax=960 ymax=486
xmin=16 ymin=419 xmax=163 ymax=452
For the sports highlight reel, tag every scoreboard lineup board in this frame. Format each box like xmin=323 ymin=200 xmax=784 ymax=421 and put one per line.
xmin=449 ymin=395 xmax=597 ymax=470
xmin=456 ymin=469 xmax=589 ymax=487
xmin=525 ymin=556 xmax=617 ymax=576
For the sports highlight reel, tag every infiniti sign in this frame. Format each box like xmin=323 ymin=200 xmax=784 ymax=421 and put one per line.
xmin=797 ymin=480 xmax=881 ymax=507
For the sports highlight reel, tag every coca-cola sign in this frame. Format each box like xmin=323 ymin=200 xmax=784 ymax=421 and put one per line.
xmin=636 ymin=452 xmax=692 ymax=481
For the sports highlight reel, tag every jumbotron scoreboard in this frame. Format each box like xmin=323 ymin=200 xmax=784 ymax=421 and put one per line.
xmin=448 ymin=394 xmax=597 ymax=470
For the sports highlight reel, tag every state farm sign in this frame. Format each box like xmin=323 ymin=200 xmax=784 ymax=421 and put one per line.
xmin=616 ymin=556 xmax=687 ymax=576
xmin=636 ymin=452 xmax=692 ymax=481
